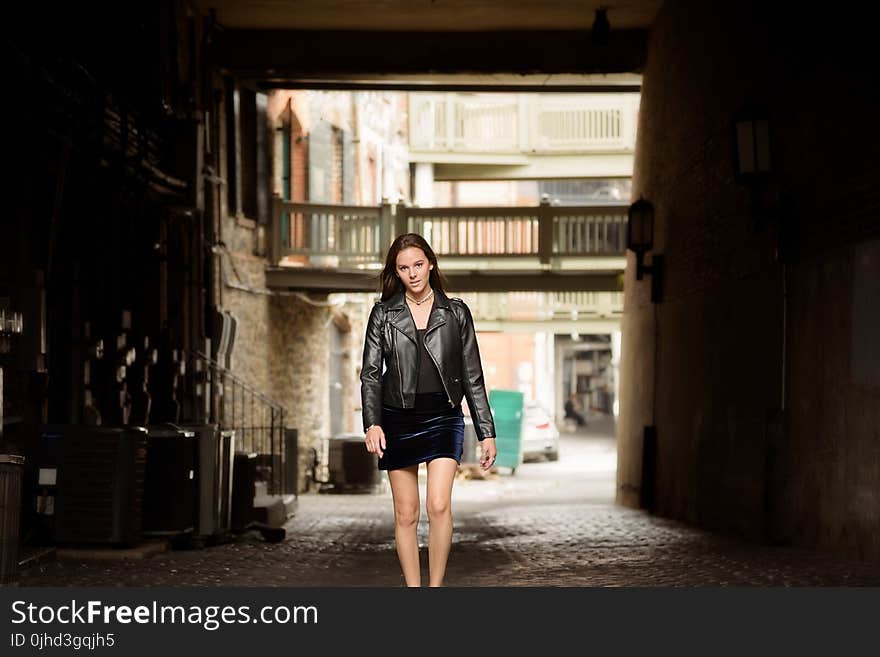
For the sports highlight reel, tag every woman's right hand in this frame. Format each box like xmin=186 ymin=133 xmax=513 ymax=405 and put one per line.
xmin=365 ymin=425 xmax=386 ymax=458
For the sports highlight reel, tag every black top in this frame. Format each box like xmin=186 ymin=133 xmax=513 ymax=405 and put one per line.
xmin=416 ymin=328 xmax=445 ymax=393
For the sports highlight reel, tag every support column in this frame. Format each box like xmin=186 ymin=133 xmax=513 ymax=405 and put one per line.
xmin=413 ymin=162 xmax=434 ymax=208
xmin=611 ymin=331 xmax=621 ymax=417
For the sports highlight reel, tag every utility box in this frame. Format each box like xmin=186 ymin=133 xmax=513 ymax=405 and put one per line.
xmin=323 ymin=433 xmax=381 ymax=493
xmin=178 ymin=423 xmax=236 ymax=539
xmin=231 ymin=452 xmax=256 ymax=532
xmin=142 ymin=424 xmax=197 ymax=536
xmin=0 ymin=454 xmax=25 ymax=585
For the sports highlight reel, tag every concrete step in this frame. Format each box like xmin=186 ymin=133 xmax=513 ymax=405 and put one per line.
xmin=253 ymin=494 xmax=297 ymax=527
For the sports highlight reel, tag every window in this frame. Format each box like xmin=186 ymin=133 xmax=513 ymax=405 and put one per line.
xmin=225 ymin=79 xmax=269 ymax=223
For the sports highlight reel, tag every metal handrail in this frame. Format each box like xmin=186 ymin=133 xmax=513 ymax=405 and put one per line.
xmin=192 ymin=351 xmax=289 ymax=495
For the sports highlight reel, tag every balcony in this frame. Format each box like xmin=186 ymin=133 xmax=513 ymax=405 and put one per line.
xmin=456 ymin=290 xmax=623 ymax=333
xmin=268 ymin=198 xmax=627 ymax=295
xmin=408 ymin=92 xmax=639 ymax=179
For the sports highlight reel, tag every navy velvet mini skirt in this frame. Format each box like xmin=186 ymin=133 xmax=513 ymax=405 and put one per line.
xmin=378 ymin=392 xmax=464 ymax=471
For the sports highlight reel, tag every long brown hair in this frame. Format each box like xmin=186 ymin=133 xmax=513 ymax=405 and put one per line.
xmin=378 ymin=233 xmax=450 ymax=301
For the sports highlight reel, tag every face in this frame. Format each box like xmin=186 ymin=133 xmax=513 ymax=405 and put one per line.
xmin=395 ymin=246 xmax=433 ymax=295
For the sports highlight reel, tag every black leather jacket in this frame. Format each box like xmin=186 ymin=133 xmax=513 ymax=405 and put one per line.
xmin=360 ymin=287 xmax=496 ymax=441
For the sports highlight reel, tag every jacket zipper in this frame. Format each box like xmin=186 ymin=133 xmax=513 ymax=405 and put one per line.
xmin=414 ymin=330 xmax=421 ymax=404
xmin=393 ymin=328 xmax=405 ymax=407
xmin=424 ymin=327 xmax=454 ymax=407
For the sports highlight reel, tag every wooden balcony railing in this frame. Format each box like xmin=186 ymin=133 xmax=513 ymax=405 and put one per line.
xmin=271 ymin=197 xmax=628 ymax=267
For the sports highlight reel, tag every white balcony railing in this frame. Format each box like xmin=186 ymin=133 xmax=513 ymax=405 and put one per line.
xmin=409 ymin=92 xmax=639 ymax=155
xmin=461 ymin=291 xmax=624 ymax=322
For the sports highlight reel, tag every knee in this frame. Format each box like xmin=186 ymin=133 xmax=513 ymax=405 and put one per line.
xmin=394 ymin=504 xmax=419 ymax=528
xmin=427 ymin=497 xmax=450 ymax=519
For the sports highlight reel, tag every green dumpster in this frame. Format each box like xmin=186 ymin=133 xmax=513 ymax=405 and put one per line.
xmin=488 ymin=389 xmax=524 ymax=473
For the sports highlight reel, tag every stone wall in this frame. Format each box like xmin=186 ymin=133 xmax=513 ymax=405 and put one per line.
xmin=266 ymin=292 xmax=331 ymax=490
xmin=214 ymin=88 xmax=406 ymax=492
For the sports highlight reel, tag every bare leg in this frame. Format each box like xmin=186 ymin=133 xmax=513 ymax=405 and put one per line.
xmin=425 ymin=457 xmax=458 ymax=587
xmin=387 ymin=465 xmax=421 ymax=586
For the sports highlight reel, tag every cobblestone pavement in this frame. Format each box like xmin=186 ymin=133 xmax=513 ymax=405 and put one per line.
xmin=18 ymin=416 xmax=880 ymax=587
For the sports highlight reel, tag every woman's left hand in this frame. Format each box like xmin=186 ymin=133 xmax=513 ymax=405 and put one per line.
xmin=480 ymin=437 xmax=497 ymax=470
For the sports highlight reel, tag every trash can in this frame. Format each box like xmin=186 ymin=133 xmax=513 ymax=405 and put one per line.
xmin=488 ymin=389 xmax=524 ymax=473
xmin=0 ymin=454 xmax=25 ymax=585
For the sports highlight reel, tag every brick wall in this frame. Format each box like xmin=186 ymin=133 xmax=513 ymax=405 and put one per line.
xmin=619 ymin=0 xmax=880 ymax=557
xmin=477 ymin=333 xmax=536 ymax=401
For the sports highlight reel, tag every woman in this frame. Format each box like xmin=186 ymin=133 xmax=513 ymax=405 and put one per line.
xmin=360 ymin=233 xmax=497 ymax=587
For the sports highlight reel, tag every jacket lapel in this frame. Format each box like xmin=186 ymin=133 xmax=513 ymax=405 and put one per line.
xmin=429 ymin=288 xmax=452 ymax=334
xmin=424 ymin=298 xmax=448 ymax=334
xmin=387 ymin=287 xmax=451 ymax=343
xmin=386 ymin=291 xmax=416 ymax=344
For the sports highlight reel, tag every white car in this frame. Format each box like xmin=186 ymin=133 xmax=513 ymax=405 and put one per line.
xmin=520 ymin=401 xmax=560 ymax=462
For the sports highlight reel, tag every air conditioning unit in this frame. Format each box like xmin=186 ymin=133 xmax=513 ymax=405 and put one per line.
xmin=45 ymin=425 xmax=148 ymax=546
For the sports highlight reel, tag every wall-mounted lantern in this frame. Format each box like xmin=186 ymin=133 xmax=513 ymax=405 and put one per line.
xmin=627 ymin=197 xmax=663 ymax=303
xmin=0 ymin=309 xmax=24 ymax=354
xmin=733 ymin=108 xmax=772 ymax=180
xmin=733 ymin=107 xmax=780 ymax=232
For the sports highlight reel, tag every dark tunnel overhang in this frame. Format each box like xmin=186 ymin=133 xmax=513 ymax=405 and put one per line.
xmin=213 ymin=29 xmax=649 ymax=85
xmin=255 ymin=77 xmax=642 ymax=94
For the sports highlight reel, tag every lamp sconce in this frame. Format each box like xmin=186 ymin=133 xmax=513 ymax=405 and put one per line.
xmin=733 ymin=108 xmax=771 ymax=180
xmin=0 ymin=309 xmax=24 ymax=354
xmin=591 ymin=7 xmax=610 ymax=45
xmin=627 ymin=197 xmax=664 ymax=304
xmin=733 ymin=107 xmax=779 ymax=230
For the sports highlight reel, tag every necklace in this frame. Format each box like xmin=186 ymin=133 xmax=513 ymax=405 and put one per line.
xmin=406 ymin=287 xmax=434 ymax=305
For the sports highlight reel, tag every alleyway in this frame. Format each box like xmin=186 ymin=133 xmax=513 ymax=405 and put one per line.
xmin=19 ymin=417 xmax=880 ymax=587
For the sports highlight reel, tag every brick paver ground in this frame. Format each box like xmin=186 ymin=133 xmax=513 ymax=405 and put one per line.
xmin=18 ymin=416 xmax=880 ymax=587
